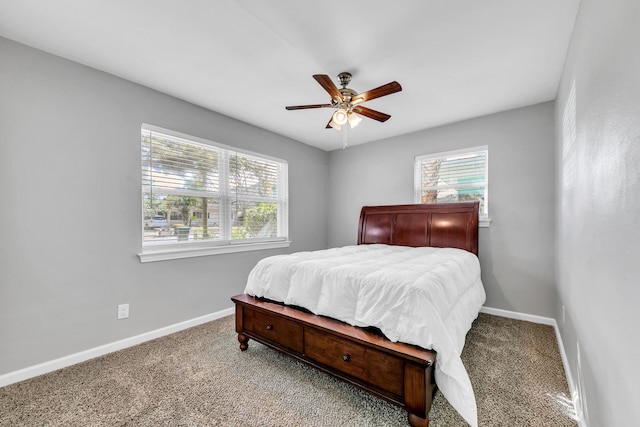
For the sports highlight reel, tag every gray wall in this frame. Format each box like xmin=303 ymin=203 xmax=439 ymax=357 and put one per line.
xmin=0 ymin=37 xmax=329 ymax=375
xmin=328 ymin=102 xmax=557 ymax=318
xmin=7 ymin=4 xmax=640 ymax=423
xmin=555 ymin=0 xmax=640 ymax=425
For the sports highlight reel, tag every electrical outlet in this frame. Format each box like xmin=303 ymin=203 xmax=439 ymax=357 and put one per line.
xmin=118 ymin=303 xmax=129 ymax=319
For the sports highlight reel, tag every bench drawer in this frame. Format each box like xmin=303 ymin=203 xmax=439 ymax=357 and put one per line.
xmin=305 ymin=328 xmax=404 ymax=396
xmin=243 ymin=308 xmax=304 ymax=353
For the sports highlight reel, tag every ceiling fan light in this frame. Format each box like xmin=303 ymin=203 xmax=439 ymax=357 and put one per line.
xmin=348 ymin=113 xmax=362 ymax=129
xmin=332 ymin=108 xmax=348 ymax=126
xmin=329 ymin=120 xmax=342 ymax=131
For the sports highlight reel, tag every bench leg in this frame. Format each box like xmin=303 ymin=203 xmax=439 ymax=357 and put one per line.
xmin=404 ymin=361 xmax=435 ymax=427
xmin=408 ymin=413 xmax=429 ymax=427
xmin=237 ymin=333 xmax=249 ymax=351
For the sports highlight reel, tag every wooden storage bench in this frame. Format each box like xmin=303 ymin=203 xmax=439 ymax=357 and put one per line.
xmin=232 ymin=294 xmax=437 ymax=426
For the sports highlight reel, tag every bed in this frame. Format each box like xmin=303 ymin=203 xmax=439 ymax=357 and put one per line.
xmin=232 ymin=202 xmax=484 ymax=427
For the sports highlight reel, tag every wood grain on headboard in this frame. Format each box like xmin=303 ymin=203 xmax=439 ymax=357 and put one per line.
xmin=357 ymin=202 xmax=480 ymax=255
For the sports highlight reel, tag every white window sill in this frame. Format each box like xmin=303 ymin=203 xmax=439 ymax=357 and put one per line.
xmin=138 ymin=240 xmax=291 ymax=263
xmin=479 ymin=217 xmax=492 ymax=228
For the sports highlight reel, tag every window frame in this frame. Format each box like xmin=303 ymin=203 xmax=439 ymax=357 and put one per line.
xmin=138 ymin=124 xmax=290 ymax=262
xmin=414 ymin=145 xmax=491 ymax=227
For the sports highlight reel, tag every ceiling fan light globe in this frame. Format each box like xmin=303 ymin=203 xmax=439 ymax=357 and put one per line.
xmin=348 ymin=113 xmax=362 ymax=129
xmin=332 ymin=109 xmax=348 ymax=125
xmin=329 ymin=120 xmax=342 ymax=131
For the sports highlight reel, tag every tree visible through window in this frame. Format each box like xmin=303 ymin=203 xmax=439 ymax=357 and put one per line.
xmin=414 ymin=146 xmax=488 ymax=217
xmin=141 ymin=126 xmax=288 ymax=248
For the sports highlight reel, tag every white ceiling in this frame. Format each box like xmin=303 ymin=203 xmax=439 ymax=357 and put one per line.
xmin=0 ymin=0 xmax=580 ymax=151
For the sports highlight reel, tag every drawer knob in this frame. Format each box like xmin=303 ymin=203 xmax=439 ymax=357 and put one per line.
xmin=342 ymin=354 xmax=350 ymax=362
xmin=266 ymin=325 xmax=273 ymax=330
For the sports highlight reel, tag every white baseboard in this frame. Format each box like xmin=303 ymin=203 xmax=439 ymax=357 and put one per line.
xmin=481 ymin=305 xmax=585 ymax=427
xmin=0 ymin=307 xmax=234 ymax=388
xmin=480 ymin=305 xmax=555 ymax=325
xmin=552 ymin=321 xmax=587 ymax=427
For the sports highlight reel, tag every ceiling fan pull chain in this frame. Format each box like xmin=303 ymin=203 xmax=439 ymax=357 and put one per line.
xmin=342 ymin=125 xmax=348 ymax=149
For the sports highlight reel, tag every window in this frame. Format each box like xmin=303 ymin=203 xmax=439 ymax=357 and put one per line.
xmin=139 ymin=124 xmax=289 ymax=262
xmin=414 ymin=146 xmax=490 ymax=225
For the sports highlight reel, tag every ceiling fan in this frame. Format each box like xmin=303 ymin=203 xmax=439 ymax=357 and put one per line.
xmin=285 ymin=72 xmax=402 ymax=130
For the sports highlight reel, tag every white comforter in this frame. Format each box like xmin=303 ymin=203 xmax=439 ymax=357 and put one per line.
xmin=244 ymin=244 xmax=486 ymax=427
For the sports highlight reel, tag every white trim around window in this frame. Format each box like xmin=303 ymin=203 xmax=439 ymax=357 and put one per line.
xmin=138 ymin=239 xmax=291 ymax=263
xmin=139 ymin=124 xmax=290 ymax=262
xmin=414 ymin=145 xmax=491 ymax=227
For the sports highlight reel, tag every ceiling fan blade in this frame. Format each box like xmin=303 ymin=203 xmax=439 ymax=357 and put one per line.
xmin=325 ymin=118 xmax=333 ymax=129
xmin=313 ymin=74 xmax=344 ymax=102
xmin=285 ymin=104 xmax=332 ymax=110
xmin=351 ymin=81 xmax=402 ymax=105
xmin=353 ymin=106 xmax=391 ymax=122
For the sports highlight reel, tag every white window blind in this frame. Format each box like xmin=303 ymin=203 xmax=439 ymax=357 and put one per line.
xmin=414 ymin=146 xmax=489 ymax=218
xmin=141 ymin=125 xmax=288 ymax=258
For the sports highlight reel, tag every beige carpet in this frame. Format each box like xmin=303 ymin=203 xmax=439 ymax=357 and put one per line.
xmin=0 ymin=313 xmax=577 ymax=426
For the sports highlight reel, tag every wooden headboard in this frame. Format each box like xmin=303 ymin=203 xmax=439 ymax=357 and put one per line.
xmin=357 ymin=202 xmax=480 ymax=255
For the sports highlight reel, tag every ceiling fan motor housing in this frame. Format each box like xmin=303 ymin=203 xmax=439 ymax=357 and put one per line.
xmin=336 ymin=72 xmax=357 ymax=105
xmin=337 ymin=72 xmax=352 ymax=87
